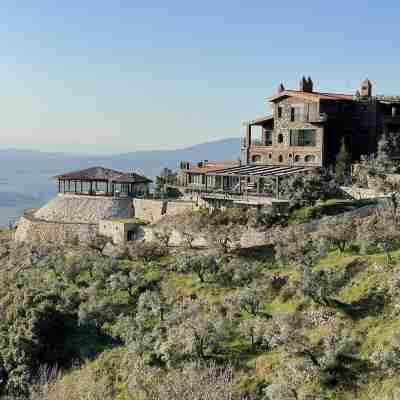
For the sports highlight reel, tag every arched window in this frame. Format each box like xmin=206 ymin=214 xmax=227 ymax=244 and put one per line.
xmin=288 ymin=153 xmax=293 ymax=158
xmin=278 ymin=155 xmax=283 ymax=162
xmin=294 ymin=155 xmax=301 ymax=162
xmin=304 ymin=155 xmax=316 ymax=163
xmin=251 ymin=154 xmax=261 ymax=163
xmin=278 ymin=134 xmax=284 ymax=143
xmin=268 ymin=153 xmax=272 ymax=159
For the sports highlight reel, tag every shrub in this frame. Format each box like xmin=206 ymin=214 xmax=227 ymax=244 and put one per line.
xmin=126 ymin=241 xmax=167 ymax=262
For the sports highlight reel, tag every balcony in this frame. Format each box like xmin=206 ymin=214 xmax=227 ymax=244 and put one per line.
xmin=306 ymin=113 xmax=327 ymax=123
xmin=241 ymin=132 xmax=274 ymax=148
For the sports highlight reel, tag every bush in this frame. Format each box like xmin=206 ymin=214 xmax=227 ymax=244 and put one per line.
xmin=126 ymin=241 xmax=167 ymax=262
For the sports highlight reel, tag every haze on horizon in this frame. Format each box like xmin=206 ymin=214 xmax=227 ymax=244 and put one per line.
xmin=0 ymin=1 xmax=399 ymax=154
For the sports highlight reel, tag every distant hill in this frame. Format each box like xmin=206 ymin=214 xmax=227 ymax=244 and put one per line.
xmin=0 ymin=138 xmax=241 ymax=226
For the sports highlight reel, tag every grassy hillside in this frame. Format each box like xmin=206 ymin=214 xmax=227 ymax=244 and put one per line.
xmin=2 ymin=203 xmax=400 ymax=399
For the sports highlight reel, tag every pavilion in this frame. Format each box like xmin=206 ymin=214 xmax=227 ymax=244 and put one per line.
xmin=55 ymin=166 xmax=152 ymax=197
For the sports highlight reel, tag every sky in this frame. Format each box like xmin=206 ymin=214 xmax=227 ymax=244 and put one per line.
xmin=0 ymin=1 xmax=399 ymax=154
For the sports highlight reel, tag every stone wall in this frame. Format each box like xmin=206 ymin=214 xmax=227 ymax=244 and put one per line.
xmin=137 ymin=224 xmax=267 ymax=249
xmin=15 ymin=214 xmax=98 ymax=243
xmin=133 ymin=198 xmax=194 ymax=223
xmin=35 ymin=194 xmax=134 ymax=223
xmin=340 ymin=186 xmax=389 ymax=200
xmin=99 ymin=220 xmax=139 ymax=244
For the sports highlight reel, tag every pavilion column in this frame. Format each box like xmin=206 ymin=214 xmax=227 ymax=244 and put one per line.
xmin=245 ymin=124 xmax=251 ymax=147
xmin=74 ymin=181 xmax=77 ymax=193
xmin=275 ymin=177 xmax=280 ymax=199
xmin=90 ymin=181 xmax=93 ymax=195
xmin=106 ymin=181 xmax=109 ymax=195
xmin=58 ymin=179 xmax=61 ymax=193
xmin=80 ymin=180 xmax=83 ymax=193
xmin=68 ymin=180 xmax=71 ymax=192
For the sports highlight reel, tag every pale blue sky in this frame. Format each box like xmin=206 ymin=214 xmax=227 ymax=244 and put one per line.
xmin=0 ymin=1 xmax=399 ymax=153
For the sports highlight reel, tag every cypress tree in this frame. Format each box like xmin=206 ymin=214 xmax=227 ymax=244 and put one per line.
xmin=375 ymin=133 xmax=392 ymax=172
xmin=335 ymin=138 xmax=350 ymax=185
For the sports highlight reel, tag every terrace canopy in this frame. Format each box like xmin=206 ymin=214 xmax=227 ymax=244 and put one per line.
xmin=206 ymin=164 xmax=313 ymax=197
xmin=55 ymin=166 xmax=152 ymax=197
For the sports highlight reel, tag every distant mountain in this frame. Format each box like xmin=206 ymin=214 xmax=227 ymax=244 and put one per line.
xmin=0 ymin=138 xmax=241 ymax=226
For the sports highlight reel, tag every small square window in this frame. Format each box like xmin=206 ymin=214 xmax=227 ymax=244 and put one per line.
xmin=278 ymin=107 xmax=282 ymax=118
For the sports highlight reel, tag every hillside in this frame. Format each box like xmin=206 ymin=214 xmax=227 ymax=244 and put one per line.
xmin=0 ymin=138 xmax=240 ymax=226
xmin=2 ymin=203 xmax=400 ymax=399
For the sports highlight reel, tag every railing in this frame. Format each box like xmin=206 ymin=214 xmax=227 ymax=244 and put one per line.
xmin=307 ymin=113 xmax=327 ymax=123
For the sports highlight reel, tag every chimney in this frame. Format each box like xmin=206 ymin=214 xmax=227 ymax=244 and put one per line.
xmin=300 ymin=76 xmax=307 ymax=91
xmin=307 ymin=77 xmax=313 ymax=92
xmin=277 ymin=83 xmax=285 ymax=93
xmin=360 ymin=79 xmax=372 ymax=97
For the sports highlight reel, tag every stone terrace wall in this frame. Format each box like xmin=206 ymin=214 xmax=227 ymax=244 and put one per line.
xmin=15 ymin=213 xmax=97 ymax=243
xmin=35 ymin=194 xmax=134 ymax=223
xmin=133 ymin=198 xmax=194 ymax=223
xmin=137 ymin=225 xmax=267 ymax=249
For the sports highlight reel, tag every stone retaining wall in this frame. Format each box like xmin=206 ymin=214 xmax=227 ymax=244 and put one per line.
xmin=137 ymin=225 xmax=267 ymax=249
xmin=133 ymin=198 xmax=194 ymax=223
xmin=15 ymin=214 xmax=98 ymax=243
xmin=340 ymin=186 xmax=388 ymax=200
xmin=35 ymin=194 xmax=134 ymax=223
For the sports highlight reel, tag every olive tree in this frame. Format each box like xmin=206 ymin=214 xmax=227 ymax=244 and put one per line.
xmin=178 ymin=254 xmax=218 ymax=283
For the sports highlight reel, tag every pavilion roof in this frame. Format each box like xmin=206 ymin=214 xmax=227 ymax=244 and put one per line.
xmin=55 ymin=166 xmax=152 ymax=183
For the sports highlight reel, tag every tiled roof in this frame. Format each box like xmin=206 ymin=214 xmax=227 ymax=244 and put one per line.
xmin=188 ymin=161 xmax=240 ymax=174
xmin=55 ymin=166 xmax=152 ymax=183
xmin=269 ymin=90 xmax=354 ymax=102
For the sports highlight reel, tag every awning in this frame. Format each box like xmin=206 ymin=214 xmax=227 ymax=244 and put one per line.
xmin=206 ymin=164 xmax=313 ymax=178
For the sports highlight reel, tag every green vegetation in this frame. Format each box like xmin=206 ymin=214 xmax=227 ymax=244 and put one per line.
xmin=335 ymin=138 xmax=351 ymax=185
xmin=4 ymin=201 xmax=400 ymax=399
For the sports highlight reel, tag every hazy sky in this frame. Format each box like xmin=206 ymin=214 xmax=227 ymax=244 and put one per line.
xmin=0 ymin=1 xmax=399 ymax=154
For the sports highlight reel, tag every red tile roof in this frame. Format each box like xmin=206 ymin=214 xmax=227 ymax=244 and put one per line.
xmin=269 ymin=90 xmax=354 ymax=102
xmin=188 ymin=161 xmax=240 ymax=174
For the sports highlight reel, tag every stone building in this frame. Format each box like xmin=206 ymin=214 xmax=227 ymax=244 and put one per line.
xmin=242 ymin=77 xmax=400 ymax=167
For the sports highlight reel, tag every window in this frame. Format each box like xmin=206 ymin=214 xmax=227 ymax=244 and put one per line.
xmin=252 ymin=154 xmax=261 ymax=163
xmin=294 ymin=155 xmax=301 ymax=162
xmin=278 ymin=155 xmax=283 ymax=162
xmin=278 ymin=134 xmax=284 ymax=143
xmin=290 ymin=129 xmax=317 ymax=146
xmin=278 ymin=107 xmax=283 ymax=118
xmin=268 ymin=153 xmax=272 ymax=159
xmin=265 ymin=130 xmax=273 ymax=146
xmin=304 ymin=155 xmax=317 ymax=163
xmin=291 ymin=105 xmax=304 ymax=121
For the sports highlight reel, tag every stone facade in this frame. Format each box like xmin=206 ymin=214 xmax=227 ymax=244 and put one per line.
xmin=243 ymin=78 xmax=400 ymax=168
xmin=248 ymin=96 xmax=323 ymax=166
